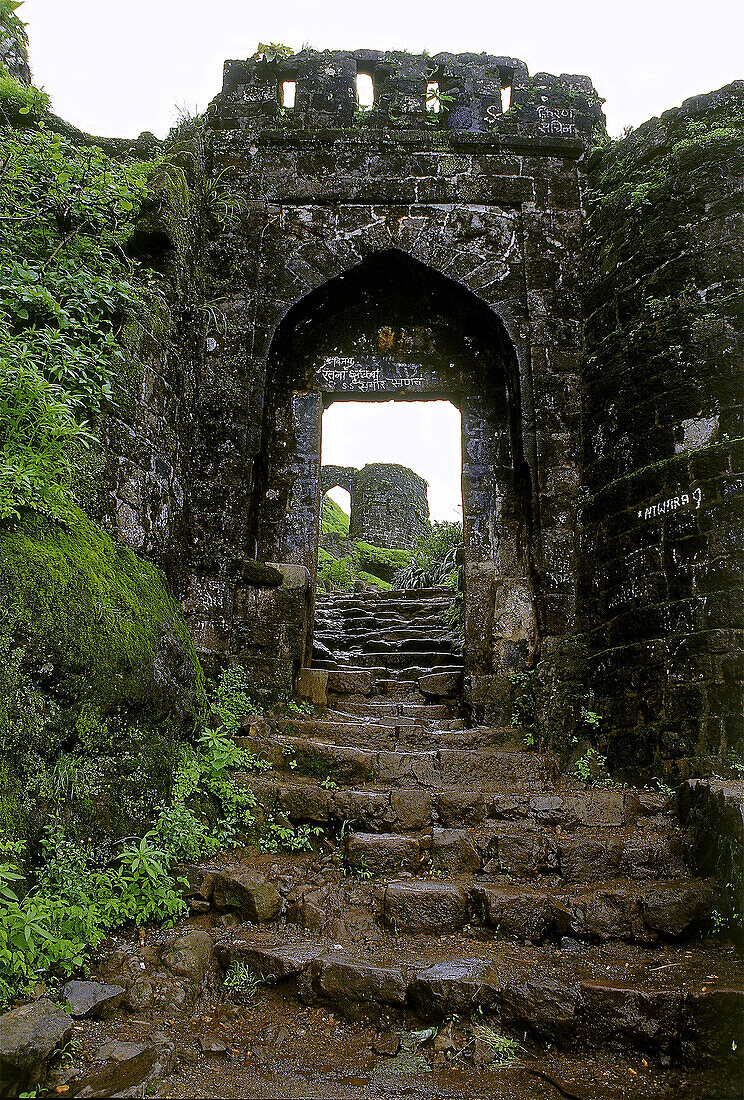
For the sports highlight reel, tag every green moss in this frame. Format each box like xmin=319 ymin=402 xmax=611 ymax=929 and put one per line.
xmin=352 ymin=540 xmax=411 ymax=581
xmin=0 ymin=504 xmax=203 ymax=710
xmin=0 ymin=505 xmax=206 ymax=842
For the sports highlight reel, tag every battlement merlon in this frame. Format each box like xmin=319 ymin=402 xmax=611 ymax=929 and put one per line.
xmin=210 ymin=50 xmax=605 ymax=142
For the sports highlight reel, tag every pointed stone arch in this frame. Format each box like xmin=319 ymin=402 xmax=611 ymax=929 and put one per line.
xmin=252 ymin=249 xmax=539 ymax=715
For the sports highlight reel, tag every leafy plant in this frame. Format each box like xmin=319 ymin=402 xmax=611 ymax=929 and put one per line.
xmin=573 ymin=746 xmax=620 ymax=788
xmin=211 ymin=664 xmax=260 ymax=733
xmin=224 ymin=960 xmax=264 ymax=1004
xmin=0 ymin=123 xmax=160 ymax=520
xmin=470 ymin=1023 xmax=520 ymax=1065
xmin=0 ymin=65 xmax=49 ymax=115
xmin=393 ymin=521 xmax=462 ymax=590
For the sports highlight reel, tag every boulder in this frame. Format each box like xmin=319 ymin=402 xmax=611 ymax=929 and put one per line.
xmin=62 ymin=980 xmax=124 ymax=1018
xmin=122 ymin=976 xmax=154 ymax=1013
xmin=212 ymin=871 xmax=282 ymax=922
xmin=75 ymin=1038 xmax=174 ymax=1098
xmin=159 ymin=930 xmax=213 ymax=982
xmin=174 ymin=864 xmax=218 ymax=901
xmin=0 ymin=998 xmax=73 ymax=1098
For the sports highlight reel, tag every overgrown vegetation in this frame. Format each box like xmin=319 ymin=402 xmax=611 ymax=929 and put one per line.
xmin=393 ymin=520 xmax=461 ymax=590
xmin=0 ymin=664 xmax=320 ymax=1005
xmin=587 ymin=100 xmax=744 ymax=220
xmin=0 ymin=116 xmax=161 ymax=520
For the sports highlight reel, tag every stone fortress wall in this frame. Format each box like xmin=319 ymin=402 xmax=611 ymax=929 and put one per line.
xmin=321 ymin=463 xmax=430 ymax=551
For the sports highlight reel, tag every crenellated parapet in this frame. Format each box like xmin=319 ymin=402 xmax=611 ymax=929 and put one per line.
xmin=212 ymin=49 xmax=604 ymax=142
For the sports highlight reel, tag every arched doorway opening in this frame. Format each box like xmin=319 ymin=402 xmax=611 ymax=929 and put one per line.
xmin=253 ymin=250 xmax=537 ymax=713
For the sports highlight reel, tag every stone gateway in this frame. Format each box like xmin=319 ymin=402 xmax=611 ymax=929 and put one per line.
xmin=96 ymin=50 xmax=741 ymax=776
xmin=1 ymin=31 xmax=743 ymax=1100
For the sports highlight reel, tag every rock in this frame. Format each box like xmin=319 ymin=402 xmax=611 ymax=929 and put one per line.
xmin=419 ymin=672 xmax=462 ymax=698
xmin=326 ymin=670 xmax=374 ymax=696
xmin=472 ymin=1036 xmax=497 ymax=1066
xmin=278 ymin=783 xmax=332 ymax=823
xmin=409 ymin=960 xmax=500 ymax=1018
xmin=383 ymin=881 xmax=468 ymax=933
xmin=471 ymin=884 xmax=554 ymax=942
xmin=313 ymin=955 xmax=407 ymax=1008
xmin=295 ymin=668 xmax=328 ymax=707
xmin=431 ymin=828 xmax=481 ymax=872
xmin=346 ymin=832 xmax=420 ymax=876
xmin=122 ymin=976 xmax=154 ymax=1013
xmin=159 ymin=930 xmax=213 ymax=982
xmin=0 ymin=998 xmax=73 ymax=1098
xmin=641 ymin=881 xmax=714 ymax=937
xmin=212 ymin=871 xmax=281 ymax=922
xmin=198 ymin=1034 xmax=228 ymax=1055
xmin=433 ymin=1019 xmax=459 ymax=1055
xmin=75 ymin=1038 xmax=174 ymax=1098
xmin=62 ymin=980 xmax=124 ymax=1019
xmin=217 ymin=941 xmax=325 ymax=983
xmin=372 ymin=1031 xmax=401 ymax=1056
xmin=175 ymin=864 xmax=218 ymax=901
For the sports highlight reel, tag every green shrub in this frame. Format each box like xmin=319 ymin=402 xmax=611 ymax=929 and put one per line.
xmin=0 ymin=123 xmax=159 ymax=519
xmin=393 ymin=521 xmax=462 ymax=590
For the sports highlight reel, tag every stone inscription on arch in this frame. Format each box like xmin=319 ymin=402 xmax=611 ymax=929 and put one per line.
xmin=318 ymin=357 xmax=440 ymax=396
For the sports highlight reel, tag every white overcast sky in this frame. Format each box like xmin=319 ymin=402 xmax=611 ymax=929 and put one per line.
xmin=21 ymin=0 xmax=742 ymax=522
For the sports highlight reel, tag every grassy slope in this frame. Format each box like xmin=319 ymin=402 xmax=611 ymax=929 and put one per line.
xmin=318 ymin=495 xmax=412 ymax=591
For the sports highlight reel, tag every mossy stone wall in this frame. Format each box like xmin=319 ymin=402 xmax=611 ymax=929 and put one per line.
xmin=581 ymin=82 xmax=744 ymax=777
xmin=0 ymin=506 xmax=206 ymax=843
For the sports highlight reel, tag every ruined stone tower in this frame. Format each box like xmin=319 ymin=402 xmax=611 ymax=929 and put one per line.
xmin=320 ymin=463 xmax=430 ymax=550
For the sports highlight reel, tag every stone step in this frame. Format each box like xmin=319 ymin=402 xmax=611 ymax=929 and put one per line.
xmin=216 ymin=931 xmax=743 ymax=1061
xmin=236 ymin=735 xmax=558 ymax=789
xmin=326 ymin=708 xmax=464 ymax=731
xmin=328 ymin=701 xmax=454 ymax=720
xmin=468 ymin=877 xmax=716 ymax=944
xmin=379 ymin=874 xmax=714 ymax=941
xmin=315 ymin=612 xmax=450 ymax=628
xmin=315 ymin=601 xmax=453 ymax=617
xmin=315 ymin=633 xmax=454 ymax=649
xmin=321 ymin=670 xmax=440 ymax=696
xmin=342 ymin=822 xmax=688 ymax=883
xmin=239 ymin=776 xmax=674 ymax=833
xmin=269 ymin=717 xmax=499 ymax=748
xmin=314 ymin=652 xmax=463 ymax=671
xmin=495 ymin=823 xmax=688 ymax=883
xmin=316 ymin=588 xmax=453 ymax=603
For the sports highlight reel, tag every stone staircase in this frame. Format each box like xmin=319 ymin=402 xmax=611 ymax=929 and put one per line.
xmin=311 ymin=587 xmax=464 ymax=677
xmin=203 ymin=590 xmax=742 ymax=1095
